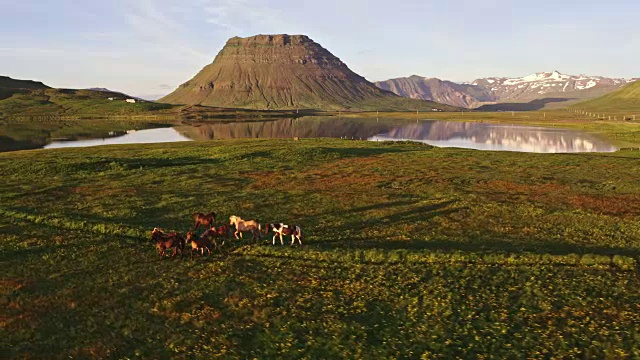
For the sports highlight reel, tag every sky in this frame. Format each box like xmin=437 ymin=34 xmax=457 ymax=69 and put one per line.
xmin=1 ymin=0 xmax=638 ymax=99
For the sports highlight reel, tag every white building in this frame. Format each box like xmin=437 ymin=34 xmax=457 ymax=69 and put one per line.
xmin=125 ymin=99 xmax=136 ymax=103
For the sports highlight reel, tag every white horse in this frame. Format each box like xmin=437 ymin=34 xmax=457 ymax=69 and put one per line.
xmin=229 ymin=215 xmax=262 ymax=241
xmin=264 ymin=223 xmax=302 ymax=246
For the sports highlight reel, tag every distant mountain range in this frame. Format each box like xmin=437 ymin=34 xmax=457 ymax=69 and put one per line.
xmin=375 ymin=76 xmax=497 ymax=108
xmin=161 ymin=34 xmax=457 ymax=111
xmin=376 ymin=71 xmax=639 ymax=109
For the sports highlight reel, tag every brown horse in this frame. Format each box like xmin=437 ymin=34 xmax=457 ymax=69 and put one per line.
xmin=186 ymin=231 xmax=219 ymax=259
xmin=154 ymin=231 xmax=185 ymax=259
xmin=193 ymin=212 xmax=216 ymax=231
xmin=214 ymin=225 xmax=232 ymax=238
xmin=151 ymin=227 xmax=167 ymax=242
xmin=200 ymin=225 xmax=229 ymax=255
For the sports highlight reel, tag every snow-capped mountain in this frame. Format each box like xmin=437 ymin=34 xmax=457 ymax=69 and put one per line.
xmin=471 ymin=71 xmax=630 ymax=102
xmin=376 ymin=71 xmax=634 ymax=109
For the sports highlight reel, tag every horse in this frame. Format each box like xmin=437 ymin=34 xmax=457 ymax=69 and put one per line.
xmin=202 ymin=225 xmax=232 ymax=241
xmin=186 ymin=231 xmax=220 ymax=259
xmin=264 ymin=223 xmax=303 ymax=246
xmin=229 ymin=215 xmax=261 ymax=242
xmin=193 ymin=212 xmax=216 ymax=231
xmin=151 ymin=227 xmax=168 ymax=242
xmin=154 ymin=231 xmax=185 ymax=259
xmin=199 ymin=228 xmax=227 ymax=254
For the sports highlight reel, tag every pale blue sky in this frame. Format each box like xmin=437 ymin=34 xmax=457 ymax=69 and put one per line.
xmin=1 ymin=0 xmax=638 ymax=99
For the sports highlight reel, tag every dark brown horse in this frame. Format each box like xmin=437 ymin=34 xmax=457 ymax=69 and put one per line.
xmin=193 ymin=212 xmax=216 ymax=231
xmin=186 ymin=231 xmax=213 ymax=259
xmin=151 ymin=227 xmax=169 ymax=242
xmin=213 ymin=225 xmax=232 ymax=238
xmin=200 ymin=229 xmax=230 ymax=255
xmin=154 ymin=231 xmax=185 ymax=259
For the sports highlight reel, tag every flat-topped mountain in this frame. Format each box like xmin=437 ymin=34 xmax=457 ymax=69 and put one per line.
xmin=161 ymin=34 xmax=456 ymax=111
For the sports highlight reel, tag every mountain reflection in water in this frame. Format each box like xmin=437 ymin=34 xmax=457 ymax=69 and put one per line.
xmin=179 ymin=118 xmax=617 ymax=153
xmin=368 ymin=121 xmax=618 ymax=153
xmin=9 ymin=117 xmax=617 ymax=154
xmin=176 ymin=117 xmax=392 ymax=141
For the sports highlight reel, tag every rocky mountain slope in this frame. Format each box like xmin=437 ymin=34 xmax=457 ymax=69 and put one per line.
xmin=161 ymin=34 xmax=456 ymax=111
xmin=377 ymin=71 xmax=636 ymax=109
xmin=375 ymin=76 xmax=496 ymax=108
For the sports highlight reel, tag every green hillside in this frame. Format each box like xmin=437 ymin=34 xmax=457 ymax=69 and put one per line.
xmin=0 ymin=88 xmax=175 ymax=117
xmin=573 ymin=80 xmax=640 ymax=113
xmin=0 ymin=75 xmax=50 ymax=91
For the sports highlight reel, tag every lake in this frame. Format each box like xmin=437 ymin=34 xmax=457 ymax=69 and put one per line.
xmin=1 ymin=117 xmax=619 ymax=153
xmin=44 ymin=128 xmax=191 ymax=149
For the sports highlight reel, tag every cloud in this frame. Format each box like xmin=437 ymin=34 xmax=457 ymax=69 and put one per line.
xmin=542 ymin=23 xmax=582 ymax=30
xmin=203 ymin=0 xmax=283 ymax=33
xmin=123 ymin=0 xmax=209 ymax=61
xmin=0 ymin=47 xmax=65 ymax=55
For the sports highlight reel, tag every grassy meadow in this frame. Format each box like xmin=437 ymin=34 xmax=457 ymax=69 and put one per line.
xmin=1 ymin=138 xmax=640 ymax=358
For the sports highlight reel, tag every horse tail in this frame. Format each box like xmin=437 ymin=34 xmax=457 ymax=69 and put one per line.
xmin=296 ymin=226 xmax=302 ymax=238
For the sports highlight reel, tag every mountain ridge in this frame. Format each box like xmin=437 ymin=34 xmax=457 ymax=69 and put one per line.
xmin=0 ymin=76 xmax=50 ymax=90
xmin=375 ymin=76 xmax=496 ymax=108
xmin=376 ymin=71 xmax=636 ymax=109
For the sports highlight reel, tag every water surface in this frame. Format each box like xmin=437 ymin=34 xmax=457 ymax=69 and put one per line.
xmin=368 ymin=121 xmax=618 ymax=153
xmin=44 ymin=128 xmax=191 ymax=149
xmin=1 ymin=117 xmax=618 ymax=153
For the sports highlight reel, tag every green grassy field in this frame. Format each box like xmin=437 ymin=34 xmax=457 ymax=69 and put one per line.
xmin=1 ymin=139 xmax=639 ymax=358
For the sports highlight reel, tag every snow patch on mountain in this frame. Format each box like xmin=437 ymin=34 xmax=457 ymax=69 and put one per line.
xmin=470 ymin=71 xmax=630 ymax=101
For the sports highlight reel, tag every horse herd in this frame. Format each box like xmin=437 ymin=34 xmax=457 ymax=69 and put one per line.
xmin=150 ymin=212 xmax=303 ymax=260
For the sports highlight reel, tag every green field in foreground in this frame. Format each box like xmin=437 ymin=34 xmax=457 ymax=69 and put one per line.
xmin=1 ymin=140 xmax=640 ymax=358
